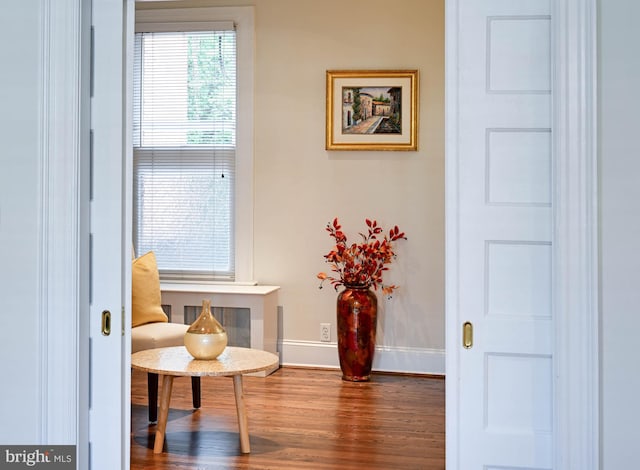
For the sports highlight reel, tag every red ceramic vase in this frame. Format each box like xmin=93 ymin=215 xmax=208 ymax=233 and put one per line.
xmin=336 ymin=284 xmax=378 ymax=381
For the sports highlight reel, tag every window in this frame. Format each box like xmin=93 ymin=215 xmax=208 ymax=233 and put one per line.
xmin=133 ymin=8 xmax=254 ymax=282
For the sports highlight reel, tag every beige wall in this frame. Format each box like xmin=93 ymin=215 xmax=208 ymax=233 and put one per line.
xmin=138 ymin=0 xmax=445 ymax=368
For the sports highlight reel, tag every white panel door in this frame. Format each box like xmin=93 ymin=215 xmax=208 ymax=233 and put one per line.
xmin=88 ymin=1 xmax=131 ymax=468
xmin=447 ymin=0 xmax=553 ymax=468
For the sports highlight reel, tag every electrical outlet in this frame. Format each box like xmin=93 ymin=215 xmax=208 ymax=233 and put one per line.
xmin=320 ymin=323 xmax=331 ymax=342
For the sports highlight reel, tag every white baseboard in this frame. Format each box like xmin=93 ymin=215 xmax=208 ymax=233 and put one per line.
xmin=279 ymin=340 xmax=445 ymax=376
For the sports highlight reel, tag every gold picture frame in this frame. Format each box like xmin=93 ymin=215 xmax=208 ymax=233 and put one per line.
xmin=325 ymin=69 xmax=419 ymax=151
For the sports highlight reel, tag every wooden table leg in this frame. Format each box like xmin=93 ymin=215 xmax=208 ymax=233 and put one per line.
xmin=154 ymin=375 xmax=174 ymax=454
xmin=232 ymin=374 xmax=250 ymax=453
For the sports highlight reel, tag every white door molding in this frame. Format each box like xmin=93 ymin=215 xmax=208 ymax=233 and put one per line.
xmin=444 ymin=1 xmax=460 ymax=467
xmin=552 ymin=1 xmax=599 ymax=469
xmin=40 ymin=0 xmax=90 ymax=461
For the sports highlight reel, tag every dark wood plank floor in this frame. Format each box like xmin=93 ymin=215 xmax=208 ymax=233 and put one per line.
xmin=130 ymin=367 xmax=445 ymax=469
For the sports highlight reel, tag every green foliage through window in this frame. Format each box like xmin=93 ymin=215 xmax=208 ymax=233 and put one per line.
xmin=186 ymin=32 xmax=236 ymax=145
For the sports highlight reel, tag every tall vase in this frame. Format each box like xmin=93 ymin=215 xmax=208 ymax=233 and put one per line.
xmin=336 ymin=284 xmax=378 ymax=381
xmin=184 ymin=299 xmax=228 ymax=360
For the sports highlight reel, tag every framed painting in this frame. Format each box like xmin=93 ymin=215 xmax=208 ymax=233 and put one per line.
xmin=325 ymin=69 xmax=419 ymax=151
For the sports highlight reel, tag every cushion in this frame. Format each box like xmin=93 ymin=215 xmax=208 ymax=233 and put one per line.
xmin=132 ymin=251 xmax=168 ymax=327
xmin=131 ymin=322 xmax=189 ymax=353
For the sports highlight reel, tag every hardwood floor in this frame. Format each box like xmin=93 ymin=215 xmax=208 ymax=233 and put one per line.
xmin=130 ymin=367 xmax=445 ymax=469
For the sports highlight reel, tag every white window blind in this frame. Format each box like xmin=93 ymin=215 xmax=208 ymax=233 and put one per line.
xmin=133 ymin=28 xmax=237 ymax=281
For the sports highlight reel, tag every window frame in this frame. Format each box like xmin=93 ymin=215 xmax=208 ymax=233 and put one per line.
xmin=134 ymin=6 xmax=255 ymax=284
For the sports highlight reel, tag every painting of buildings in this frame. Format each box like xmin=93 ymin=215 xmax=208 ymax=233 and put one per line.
xmin=341 ymin=86 xmax=401 ymax=134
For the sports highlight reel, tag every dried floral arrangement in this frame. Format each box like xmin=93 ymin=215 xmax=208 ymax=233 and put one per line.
xmin=317 ymin=218 xmax=407 ymax=297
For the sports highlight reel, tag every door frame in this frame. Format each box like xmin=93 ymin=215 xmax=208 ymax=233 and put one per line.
xmin=39 ymin=0 xmax=91 ymax=466
xmin=40 ymin=0 xmax=132 ymax=468
xmin=44 ymin=0 xmax=599 ymax=467
xmin=444 ymin=0 xmax=599 ymax=468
